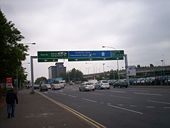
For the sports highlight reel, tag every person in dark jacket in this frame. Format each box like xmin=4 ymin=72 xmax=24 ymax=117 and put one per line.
xmin=6 ymin=88 xmax=18 ymax=118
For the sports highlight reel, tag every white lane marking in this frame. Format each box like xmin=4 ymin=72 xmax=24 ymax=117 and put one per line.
xmin=67 ymin=94 xmax=77 ymax=98
xmin=82 ymin=98 xmax=97 ymax=103
xmin=146 ymin=106 xmax=155 ymax=109
xmin=59 ymin=93 xmax=67 ymax=96
xmin=148 ymin=100 xmax=170 ymax=105
xmin=110 ymin=95 xmax=132 ymax=99
xmin=117 ymin=104 xmax=123 ymax=106
xmin=134 ymin=92 xmax=162 ymax=96
xmin=100 ymin=102 xmax=104 ymax=104
xmin=107 ymin=103 xmax=143 ymax=115
xmin=163 ymin=107 xmax=170 ymax=109
xmin=110 ymin=90 xmax=126 ymax=93
xmin=130 ymin=105 xmax=136 ymax=107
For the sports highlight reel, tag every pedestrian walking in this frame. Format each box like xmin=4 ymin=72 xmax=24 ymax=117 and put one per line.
xmin=6 ymin=88 xmax=18 ymax=118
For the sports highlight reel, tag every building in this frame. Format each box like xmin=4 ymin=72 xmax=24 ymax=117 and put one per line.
xmin=83 ymin=65 xmax=170 ymax=80
xmin=48 ymin=62 xmax=66 ymax=79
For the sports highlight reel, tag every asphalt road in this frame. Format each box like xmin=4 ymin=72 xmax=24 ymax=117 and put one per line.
xmin=43 ymin=86 xmax=170 ymax=128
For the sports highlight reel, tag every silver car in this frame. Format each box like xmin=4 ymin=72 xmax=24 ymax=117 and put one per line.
xmin=79 ymin=82 xmax=95 ymax=92
xmin=95 ymin=80 xmax=110 ymax=89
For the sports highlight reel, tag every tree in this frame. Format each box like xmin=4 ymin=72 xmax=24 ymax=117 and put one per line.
xmin=35 ymin=77 xmax=47 ymax=85
xmin=150 ymin=64 xmax=154 ymax=67
xmin=66 ymin=68 xmax=83 ymax=82
xmin=0 ymin=10 xmax=28 ymax=84
xmin=137 ymin=65 xmax=141 ymax=68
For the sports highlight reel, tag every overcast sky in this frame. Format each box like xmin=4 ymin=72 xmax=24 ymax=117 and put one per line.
xmin=1 ymin=0 xmax=170 ymax=80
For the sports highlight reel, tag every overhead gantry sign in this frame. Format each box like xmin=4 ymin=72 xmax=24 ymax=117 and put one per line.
xmin=37 ymin=50 xmax=124 ymax=62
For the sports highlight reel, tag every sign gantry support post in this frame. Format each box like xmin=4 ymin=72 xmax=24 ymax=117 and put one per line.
xmin=124 ymin=54 xmax=129 ymax=86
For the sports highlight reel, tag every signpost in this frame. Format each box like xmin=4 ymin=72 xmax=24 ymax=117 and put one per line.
xmin=6 ymin=77 xmax=13 ymax=88
xmin=37 ymin=50 xmax=124 ymax=62
xmin=37 ymin=51 xmax=68 ymax=62
xmin=68 ymin=51 xmax=113 ymax=61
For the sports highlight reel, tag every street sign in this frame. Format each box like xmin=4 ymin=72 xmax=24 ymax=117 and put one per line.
xmin=6 ymin=77 xmax=13 ymax=88
xmin=127 ymin=66 xmax=136 ymax=76
xmin=38 ymin=51 xmax=68 ymax=62
xmin=111 ymin=50 xmax=124 ymax=60
xmin=68 ymin=50 xmax=124 ymax=61
xmin=37 ymin=50 xmax=124 ymax=62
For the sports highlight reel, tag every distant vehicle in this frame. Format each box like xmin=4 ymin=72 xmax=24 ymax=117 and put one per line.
xmin=79 ymin=82 xmax=95 ymax=92
xmin=51 ymin=81 xmax=64 ymax=90
xmin=45 ymin=84 xmax=51 ymax=89
xmin=113 ymin=79 xmax=128 ymax=88
xmin=34 ymin=84 xmax=40 ymax=89
xmin=40 ymin=84 xmax=48 ymax=92
xmin=59 ymin=81 xmax=65 ymax=88
xmin=68 ymin=81 xmax=74 ymax=85
xmin=25 ymin=84 xmax=31 ymax=89
xmin=108 ymin=80 xmax=117 ymax=85
xmin=95 ymin=80 xmax=110 ymax=89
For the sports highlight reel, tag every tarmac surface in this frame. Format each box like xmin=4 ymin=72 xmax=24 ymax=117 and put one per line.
xmin=0 ymin=89 xmax=96 ymax=128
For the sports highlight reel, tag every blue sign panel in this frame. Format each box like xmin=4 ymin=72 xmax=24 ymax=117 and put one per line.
xmin=68 ymin=51 xmax=112 ymax=59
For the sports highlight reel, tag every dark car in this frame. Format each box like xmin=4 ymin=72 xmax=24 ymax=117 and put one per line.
xmin=113 ymin=80 xmax=128 ymax=88
xmin=40 ymin=84 xmax=48 ymax=92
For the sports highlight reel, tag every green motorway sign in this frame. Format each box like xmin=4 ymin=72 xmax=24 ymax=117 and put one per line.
xmin=111 ymin=50 xmax=124 ymax=60
xmin=38 ymin=51 xmax=68 ymax=62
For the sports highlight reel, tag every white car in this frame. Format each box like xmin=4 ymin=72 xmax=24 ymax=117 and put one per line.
xmin=51 ymin=83 xmax=62 ymax=90
xmin=34 ymin=84 xmax=40 ymax=89
xmin=45 ymin=84 xmax=51 ymax=89
xmin=96 ymin=80 xmax=110 ymax=89
xmin=79 ymin=82 xmax=95 ymax=92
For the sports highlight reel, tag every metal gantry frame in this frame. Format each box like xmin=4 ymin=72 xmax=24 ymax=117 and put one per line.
xmin=30 ymin=53 xmax=129 ymax=93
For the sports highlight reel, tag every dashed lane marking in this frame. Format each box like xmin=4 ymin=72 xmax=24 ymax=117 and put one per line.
xmin=163 ymin=107 xmax=170 ymax=109
xmin=67 ymin=94 xmax=77 ymax=98
xmin=107 ymin=103 xmax=143 ymax=115
xmin=146 ymin=106 xmax=155 ymax=109
xmin=110 ymin=90 xmax=126 ymax=93
xmin=110 ymin=95 xmax=132 ymax=99
xmin=148 ymin=100 xmax=170 ymax=105
xmin=134 ymin=92 xmax=162 ymax=96
xmin=82 ymin=98 xmax=97 ymax=103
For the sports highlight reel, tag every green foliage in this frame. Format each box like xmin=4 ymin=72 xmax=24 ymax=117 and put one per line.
xmin=66 ymin=68 xmax=83 ymax=82
xmin=35 ymin=77 xmax=47 ymax=85
xmin=0 ymin=10 xmax=28 ymax=83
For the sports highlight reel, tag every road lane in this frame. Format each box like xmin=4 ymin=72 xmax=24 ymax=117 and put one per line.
xmin=44 ymin=86 xmax=170 ymax=128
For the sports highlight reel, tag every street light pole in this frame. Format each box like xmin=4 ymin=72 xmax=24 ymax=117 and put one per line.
xmin=30 ymin=56 xmax=37 ymax=94
xmin=103 ymin=63 xmax=105 ymax=78
xmin=116 ymin=57 xmax=120 ymax=80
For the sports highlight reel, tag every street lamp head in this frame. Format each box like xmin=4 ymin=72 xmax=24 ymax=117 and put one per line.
xmin=102 ymin=45 xmax=116 ymax=49
xmin=23 ymin=43 xmax=36 ymax=45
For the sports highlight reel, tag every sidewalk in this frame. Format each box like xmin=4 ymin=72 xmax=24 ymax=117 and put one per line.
xmin=0 ymin=89 xmax=95 ymax=128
